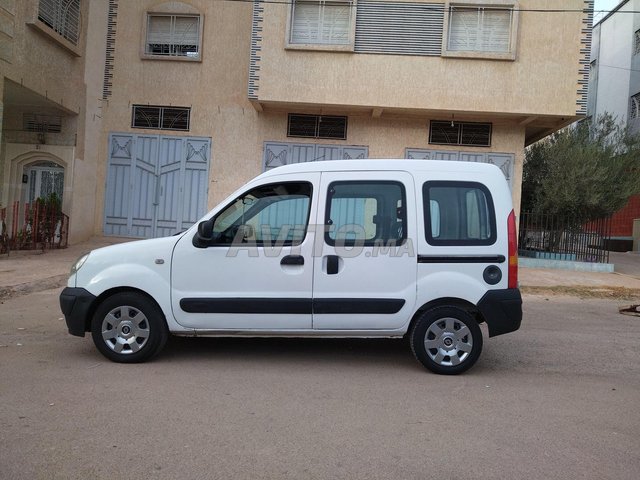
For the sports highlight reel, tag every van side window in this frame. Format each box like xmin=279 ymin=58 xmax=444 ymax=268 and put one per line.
xmin=211 ymin=182 xmax=312 ymax=246
xmin=423 ymin=181 xmax=496 ymax=245
xmin=325 ymin=181 xmax=406 ymax=246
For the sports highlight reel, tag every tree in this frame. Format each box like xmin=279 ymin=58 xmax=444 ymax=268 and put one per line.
xmin=522 ymin=114 xmax=640 ymax=223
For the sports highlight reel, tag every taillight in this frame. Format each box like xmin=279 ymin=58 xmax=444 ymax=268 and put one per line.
xmin=508 ymin=210 xmax=518 ymax=289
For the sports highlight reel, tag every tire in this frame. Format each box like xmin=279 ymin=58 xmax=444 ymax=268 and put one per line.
xmin=410 ymin=306 xmax=483 ymax=375
xmin=91 ymin=292 xmax=168 ymax=363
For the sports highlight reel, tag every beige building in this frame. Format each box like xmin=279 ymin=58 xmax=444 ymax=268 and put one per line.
xmin=0 ymin=0 xmax=592 ymax=243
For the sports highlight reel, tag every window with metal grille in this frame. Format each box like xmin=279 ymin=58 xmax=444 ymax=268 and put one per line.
xmin=630 ymin=93 xmax=640 ymax=120
xmin=635 ymin=30 xmax=640 ymax=55
xmin=447 ymin=5 xmax=513 ymax=53
xmin=38 ymin=0 xmax=81 ymax=45
xmin=132 ymin=105 xmax=191 ymax=131
xmin=288 ymin=114 xmax=347 ymax=139
xmin=429 ymin=121 xmax=492 ymax=147
xmin=145 ymin=14 xmax=201 ymax=58
xmin=289 ymin=1 xmax=354 ymax=45
xmin=23 ymin=114 xmax=63 ymax=133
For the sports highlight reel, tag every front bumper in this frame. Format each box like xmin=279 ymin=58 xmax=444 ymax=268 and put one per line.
xmin=59 ymin=287 xmax=97 ymax=337
xmin=477 ymin=288 xmax=523 ymax=337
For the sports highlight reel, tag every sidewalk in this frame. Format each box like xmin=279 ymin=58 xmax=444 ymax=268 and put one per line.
xmin=1 ymin=236 xmax=640 ymax=299
xmin=0 ymin=236 xmax=130 ymax=299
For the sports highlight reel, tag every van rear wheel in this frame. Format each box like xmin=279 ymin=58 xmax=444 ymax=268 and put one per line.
xmin=410 ymin=306 xmax=482 ymax=375
xmin=91 ymin=292 xmax=168 ymax=363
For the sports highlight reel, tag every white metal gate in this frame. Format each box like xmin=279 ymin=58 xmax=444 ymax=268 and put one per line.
xmin=104 ymin=133 xmax=210 ymax=238
xmin=24 ymin=164 xmax=65 ymax=203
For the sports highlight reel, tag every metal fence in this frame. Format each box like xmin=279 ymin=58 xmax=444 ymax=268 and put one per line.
xmin=0 ymin=200 xmax=69 ymax=255
xmin=518 ymin=211 xmax=611 ymax=264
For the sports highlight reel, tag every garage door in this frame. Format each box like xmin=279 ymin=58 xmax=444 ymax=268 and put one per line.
xmin=405 ymin=148 xmax=514 ymax=189
xmin=104 ymin=133 xmax=210 ymax=238
xmin=263 ymin=142 xmax=369 ymax=171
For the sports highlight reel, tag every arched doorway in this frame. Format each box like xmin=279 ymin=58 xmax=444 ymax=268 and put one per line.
xmin=2 ymin=152 xmax=69 ymax=250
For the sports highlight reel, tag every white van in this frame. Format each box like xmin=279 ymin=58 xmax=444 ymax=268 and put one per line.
xmin=60 ymin=160 xmax=522 ymax=374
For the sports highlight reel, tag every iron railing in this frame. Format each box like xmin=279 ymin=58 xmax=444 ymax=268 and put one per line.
xmin=0 ymin=200 xmax=68 ymax=255
xmin=518 ymin=211 xmax=611 ymax=264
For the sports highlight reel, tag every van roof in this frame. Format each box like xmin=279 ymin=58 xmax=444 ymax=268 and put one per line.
xmin=258 ymin=159 xmax=502 ymax=178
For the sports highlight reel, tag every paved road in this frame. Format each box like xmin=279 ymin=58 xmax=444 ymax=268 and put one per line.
xmin=610 ymin=251 xmax=640 ymax=279
xmin=1 ymin=289 xmax=639 ymax=480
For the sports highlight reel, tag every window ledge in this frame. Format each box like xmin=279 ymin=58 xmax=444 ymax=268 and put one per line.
xmin=285 ymin=43 xmax=354 ymax=53
xmin=442 ymin=50 xmax=516 ymax=61
xmin=140 ymin=54 xmax=202 ymax=62
xmin=26 ymin=20 xmax=81 ymax=57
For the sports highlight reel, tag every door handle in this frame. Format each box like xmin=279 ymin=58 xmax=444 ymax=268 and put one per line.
xmin=281 ymin=255 xmax=304 ymax=266
xmin=326 ymin=255 xmax=340 ymax=275
xmin=153 ymin=175 xmax=161 ymax=206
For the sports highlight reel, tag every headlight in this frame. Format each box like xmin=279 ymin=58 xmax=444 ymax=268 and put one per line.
xmin=70 ymin=253 xmax=90 ymax=275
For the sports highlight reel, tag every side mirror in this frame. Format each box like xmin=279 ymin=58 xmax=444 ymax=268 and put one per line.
xmin=193 ymin=219 xmax=214 ymax=248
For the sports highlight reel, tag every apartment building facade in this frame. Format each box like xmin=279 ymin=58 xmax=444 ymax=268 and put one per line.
xmin=588 ymin=0 xmax=640 ymax=249
xmin=589 ymin=0 xmax=640 ymax=129
xmin=1 ymin=0 xmax=592 ymax=243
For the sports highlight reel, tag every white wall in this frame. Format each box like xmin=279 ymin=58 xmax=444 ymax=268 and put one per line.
xmin=590 ymin=0 xmax=639 ymax=125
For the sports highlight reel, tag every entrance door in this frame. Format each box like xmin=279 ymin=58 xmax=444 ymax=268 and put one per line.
xmin=24 ymin=163 xmax=64 ymax=203
xmin=312 ymin=171 xmax=417 ymax=330
xmin=104 ymin=133 xmax=210 ymax=238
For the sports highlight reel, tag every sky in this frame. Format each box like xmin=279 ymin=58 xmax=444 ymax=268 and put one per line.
xmin=593 ymin=0 xmax=624 ymax=24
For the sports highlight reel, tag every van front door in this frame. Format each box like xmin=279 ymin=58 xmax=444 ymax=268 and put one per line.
xmin=312 ymin=172 xmax=417 ymax=330
xmin=171 ymin=175 xmax=319 ymax=330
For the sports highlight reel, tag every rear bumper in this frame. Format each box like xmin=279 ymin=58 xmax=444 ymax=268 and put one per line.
xmin=477 ymin=288 xmax=522 ymax=337
xmin=59 ymin=287 xmax=97 ymax=337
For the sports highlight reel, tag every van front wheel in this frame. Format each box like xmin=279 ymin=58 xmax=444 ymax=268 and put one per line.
xmin=410 ymin=306 xmax=482 ymax=375
xmin=91 ymin=292 xmax=168 ymax=363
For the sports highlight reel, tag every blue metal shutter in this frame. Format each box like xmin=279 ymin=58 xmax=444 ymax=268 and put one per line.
xmin=264 ymin=142 xmax=370 ymax=170
xmin=342 ymin=146 xmax=368 ymax=159
xmin=486 ymin=153 xmax=514 ymax=187
xmin=104 ymin=134 xmax=135 ymax=236
xmin=459 ymin=152 xmax=487 ymax=163
xmin=291 ymin=144 xmax=317 ymax=163
xmin=405 ymin=149 xmax=432 ymax=160
xmin=404 ymin=148 xmax=514 ymax=188
xmin=105 ymin=133 xmax=210 ymax=238
xmin=181 ymin=138 xmax=210 ymax=229
xmin=432 ymin=150 xmax=459 ymax=161
xmin=130 ymin=135 xmax=159 ymax=238
xmin=316 ymin=145 xmax=342 ymax=161
xmin=264 ymin=143 xmax=290 ymax=171
xmin=156 ymin=136 xmax=183 ymax=238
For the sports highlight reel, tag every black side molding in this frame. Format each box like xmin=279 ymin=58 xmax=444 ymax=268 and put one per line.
xmin=313 ymin=298 xmax=405 ymax=315
xmin=180 ymin=298 xmax=406 ymax=315
xmin=181 ymin=298 xmax=312 ymax=314
xmin=418 ymin=255 xmax=506 ymax=264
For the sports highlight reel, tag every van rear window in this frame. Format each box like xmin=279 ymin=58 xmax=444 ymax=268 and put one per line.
xmin=423 ymin=181 xmax=496 ymax=246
